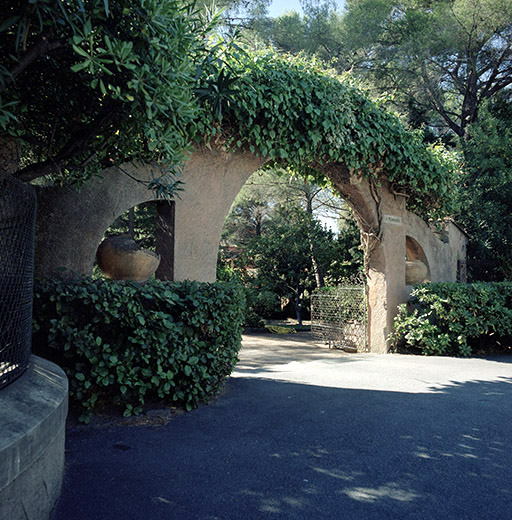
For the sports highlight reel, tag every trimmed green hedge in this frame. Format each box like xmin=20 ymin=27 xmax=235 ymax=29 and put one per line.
xmin=33 ymin=278 xmax=245 ymax=422
xmin=390 ymin=282 xmax=512 ymax=356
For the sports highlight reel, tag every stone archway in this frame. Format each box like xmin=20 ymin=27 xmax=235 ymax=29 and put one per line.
xmin=322 ymin=164 xmax=410 ymax=353
xmin=35 ymin=149 xmax=265 ymax=281
xmin=35 ymin=147 xmax=466 ymax=353
xmin=406 ymin=236 xmax=430 ymax=273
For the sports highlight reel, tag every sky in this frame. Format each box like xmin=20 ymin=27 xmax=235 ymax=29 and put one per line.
xmin=267 ymin=0 xmax=346 ymax=18
xmin=267 ymin=0 xmax=304 ymax=17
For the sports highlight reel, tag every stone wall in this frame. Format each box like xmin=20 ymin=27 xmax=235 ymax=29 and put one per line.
xmin=34 ymin=149 xmax=468 ymax=354
xmin=0 ymin=357 xmax=68 ymax=520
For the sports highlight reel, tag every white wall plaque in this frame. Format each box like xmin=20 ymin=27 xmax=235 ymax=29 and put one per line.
xmin=383 ymin=214 xmax=402 ymax=226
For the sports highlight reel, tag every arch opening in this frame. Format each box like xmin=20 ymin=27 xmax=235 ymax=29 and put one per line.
xmin=405 ymin=235 xmax=431 ymax=285
xmin=94 ymin=200 xmax=175 ymax=282
xmin=217 ymin=168 xmax=364 ymax=328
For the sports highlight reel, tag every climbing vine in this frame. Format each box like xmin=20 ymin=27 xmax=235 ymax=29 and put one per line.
xmin=4 ymin=0 xmax=458 ymax=217
xmin=195 ymin=49 xmax=458 ymax=217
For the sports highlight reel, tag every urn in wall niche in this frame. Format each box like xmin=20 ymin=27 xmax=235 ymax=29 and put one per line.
xmin=405 ymin=259 xmax=428 ymax=285
xmin=96 ymin=235 xmax=160 ymax=281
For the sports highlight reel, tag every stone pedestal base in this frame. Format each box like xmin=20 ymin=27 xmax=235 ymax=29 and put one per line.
xmin=0 ymin=356 xmax=68 ymax=520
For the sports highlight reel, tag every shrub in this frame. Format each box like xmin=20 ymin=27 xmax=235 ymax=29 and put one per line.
xmin=250 ymin=289 xmax=281 ymax=319
xmin=33 ymin=278 xmax=245 ymax=422
xmin=390 ymin=282 xmax=512 ymax=356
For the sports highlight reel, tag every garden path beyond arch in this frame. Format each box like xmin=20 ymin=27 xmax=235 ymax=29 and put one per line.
xmin=35 ymin=147 xmax=466 ymax=353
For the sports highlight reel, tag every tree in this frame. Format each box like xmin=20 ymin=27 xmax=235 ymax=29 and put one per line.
xmin=247 ymin=206 xmax=338 ymax=324
xmin=221 ymin=168 xmax=362 ymax=285
xmin=257 ymin=0 xmax=345 ymax=63
xmin=219 ymin=168 xmax=363 ymax=323
xmin=195 ymin=0 xmax=271 ymax=37
xmin=220 ymin=171 xmax=277 ymax=247
xmin=244 ymin=1 xmax=511 ymax=281
xmin=0 ymin=0 xmax=216 ymax=194
xmin=105 ymin=203 xmax=157 ymax=250
xmin=455 ymin=92 xmax=512 ymax=281
xmin=255 ymin=0 xmax=512 ymax=140
xmin=334 ymin=0 xmax=512 ymax=139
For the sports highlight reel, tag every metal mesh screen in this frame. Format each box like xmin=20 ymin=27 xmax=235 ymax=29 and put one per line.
xmin=0 ymin=172 xmax=36 ymax=389
xmin=311 ymin=278 xmax=367 ymax=352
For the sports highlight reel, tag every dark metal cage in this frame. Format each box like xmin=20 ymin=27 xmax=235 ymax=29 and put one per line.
xmin=0 ymin=172 xmax=36 ymax=390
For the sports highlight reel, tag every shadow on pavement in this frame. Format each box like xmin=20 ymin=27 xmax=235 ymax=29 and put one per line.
xmin=52 ymin=370 xmax=512 ymax=520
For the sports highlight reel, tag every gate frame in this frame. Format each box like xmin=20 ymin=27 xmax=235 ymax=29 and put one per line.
xmin=311 ymin=275 xmax=368 ymax=353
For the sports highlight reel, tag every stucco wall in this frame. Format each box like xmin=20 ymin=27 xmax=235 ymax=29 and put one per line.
xmin=35 ymin=149 xmax=264 ymax=279
xmin=173 ymin=150 xmax=265 ymax=282
xmin=35 ymin=152 xmax=467 ymax=354
xmin=365 ymin=187 xmax=408 ymax=353
xmin=404 ymin=212 xmax=468 ymax=284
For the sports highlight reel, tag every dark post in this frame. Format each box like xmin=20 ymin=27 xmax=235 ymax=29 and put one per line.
xmin=155 ymin=200 xmax=175 ymax=281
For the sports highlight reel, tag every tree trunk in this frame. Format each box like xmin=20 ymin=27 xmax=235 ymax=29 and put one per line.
xmin=0 ymin=136 xmax=19 ymax=174
xmin=293 ymin=298 xmax=303 ymax=325
xmin=304 ymin=185 xmax=325 ymax=288
xmin=155 ymin=200 xmax=175 ymax=281
xmin=460 ymin=52 xmax=479 ymax=137
xmin=310 ymin=239 xmax=325 ymax=289
xmin=293 ymin=280 xmax=303 ymax=325
xmin=128 ymin=207 xmax=135 ymax=239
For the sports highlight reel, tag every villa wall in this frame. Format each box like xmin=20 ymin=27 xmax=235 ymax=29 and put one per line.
xmin=34 ymin=149 xmax=264 ymax=280
xmin=34 ymin=148 xmax=468 ymax=354
xmin=404 ymin=212 xmax=468 ymax=285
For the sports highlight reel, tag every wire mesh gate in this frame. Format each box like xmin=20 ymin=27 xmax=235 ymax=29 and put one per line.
xmin=0 ymin=172 xmax=37 ymax=389
xmin=311 ymin=276 xmax=368 ymax=352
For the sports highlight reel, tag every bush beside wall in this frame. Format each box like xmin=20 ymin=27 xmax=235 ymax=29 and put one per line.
xmin=33 ymin=278 xmax=245 ymax=422
xmin=391 ymin=282 xmax=512 ymax=356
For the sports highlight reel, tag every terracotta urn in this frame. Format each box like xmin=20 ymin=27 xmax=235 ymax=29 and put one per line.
xmin=405 ymin=259 xmax=428 ymax=285
xmin=96 ymin=235 xmax=160 ymax=281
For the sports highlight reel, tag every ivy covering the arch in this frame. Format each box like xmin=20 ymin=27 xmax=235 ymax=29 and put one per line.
xmin=195 ymin=49 xmax=458 ymax=216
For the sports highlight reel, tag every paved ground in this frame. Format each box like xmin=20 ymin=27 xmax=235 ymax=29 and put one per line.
xmin=51 ymin=333 xmax=512 ymax=519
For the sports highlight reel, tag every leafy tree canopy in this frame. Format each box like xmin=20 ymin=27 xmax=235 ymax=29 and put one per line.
xmin=257 ymin=0 xmax=512 ymax=140
xmin=243 ymin=205 xmax=357 ymax=323
xmin=455 ymin=92 xmax=512 ymax=281
xmin=218 ymin=49 xmax=458 ymax=216
xmin=1 ymin=0 xmax=458 ymax=216
xmin=221 ymin=169 xmax=344 ymax=247
xmin=342 ymin=0 xmax=512 ymax=138
xmin=0 ymin=0 xmax=217 ymax=195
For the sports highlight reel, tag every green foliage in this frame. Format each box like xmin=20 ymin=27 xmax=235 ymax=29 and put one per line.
xmin=258 ymin=0 xmax=512 ymax=140
xmin=266 ymin=325 xmax=296 ymax=334
xmin=241 ymin=206 xmax=339 ymax=324
xmin=1 ymin=0 xmax=218 ymax=193
xmin=390 ymin=282 xmax=512 ymax=356
xmin=221 ymin=49 xmax=458 ymax=216
xmin=105 ymin=203 xmax=158 ymax=251
xmin=342 ymin=0 xmax=512 ymax=138
xmin=221 ymin=169 xmax=339 ymax=246
xmin=455 ymin=95 xmax=512 ymax=281
xmin=327 ymin=215 xmax=363 ymax=282
xmin=259 ymin=0 xmax=343 ymax=60
xmin=220 ymin=170 xmax=276 ymax=246
xmin=218 ymin=169 xmax=363 ymax=325
xmin=3 ymin=0 xmax=459 ymax=212
xmin=33 ymin=278 xmax=245 ymax=422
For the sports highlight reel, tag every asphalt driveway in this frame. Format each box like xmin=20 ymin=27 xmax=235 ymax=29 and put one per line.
xmin=51 ymin=333 xmax=512 ymax=519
